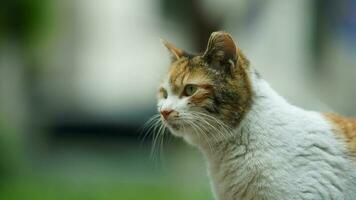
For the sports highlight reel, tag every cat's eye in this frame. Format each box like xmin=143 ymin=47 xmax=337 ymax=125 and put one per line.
xmin=161 ymin=88 xmax=168 ymax=99
xmin=183 ymin=84 xmax=198 ymax=96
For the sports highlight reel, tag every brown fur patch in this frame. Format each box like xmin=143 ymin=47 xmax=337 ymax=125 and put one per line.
xmin=324 ymin=113 xmax=356 ymax=158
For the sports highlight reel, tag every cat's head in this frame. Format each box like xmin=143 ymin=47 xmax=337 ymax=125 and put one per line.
xmin=157 ymin=31 xmax=253 ymax=145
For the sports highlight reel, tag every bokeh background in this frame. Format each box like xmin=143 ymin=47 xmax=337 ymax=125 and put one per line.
xmin=1 ymin=0 xmax=356 ymax=199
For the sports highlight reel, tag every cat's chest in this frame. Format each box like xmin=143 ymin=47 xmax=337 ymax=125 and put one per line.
xmin=205 ymin=130 xmax=351 ymax=200
xmin=202 ymin=141 xmax=291 ymax=200
xmin=206 ymin=143 xmax=283 ymax=200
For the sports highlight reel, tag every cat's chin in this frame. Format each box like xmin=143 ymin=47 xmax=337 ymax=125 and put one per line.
xmin=164 ymin=119 xmax=184 ymax=130
xmin=166 ymin=124 xmax=183 ymax=135
xmin=166 ymin=125 xmax=201 ymax=146
xmin=169 ymin=130 xmax=197 ymax=145
xmin=165 ymin=123 xmax=188 ymax=137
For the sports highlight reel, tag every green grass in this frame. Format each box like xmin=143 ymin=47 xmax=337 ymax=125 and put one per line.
xmin=0 ymin=177 xmax=212 ymax=200
xmin=0 ymin=121 xmax=213 ymax=200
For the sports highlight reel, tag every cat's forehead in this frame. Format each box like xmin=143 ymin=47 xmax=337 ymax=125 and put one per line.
xmin=162 ymin=57 xmax=212 ymax=93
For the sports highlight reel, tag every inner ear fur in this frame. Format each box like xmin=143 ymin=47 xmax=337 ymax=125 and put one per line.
xmin=203 ymin=31 xmax=238 ymax=73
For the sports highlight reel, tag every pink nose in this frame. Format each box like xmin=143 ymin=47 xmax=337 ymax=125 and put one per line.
xmin=160 ymin=109 xmax=173 ymax=120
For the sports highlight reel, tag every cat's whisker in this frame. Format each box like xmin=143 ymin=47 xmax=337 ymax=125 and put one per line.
xmin=184 ymin=118 xmax=215 ymax=153
xmin=158 ymin=123 xmax=167 ymax=161
xmin=194 ymin=112 xmax=235 ymax=138
xmin=186 ymin=111 xmax=234 ymax=142
xmin=150 ymin=120 xmax=165 ymax=161
xmin=183 ymin=114 xmax=223 ymax=143
xmin=189 ymin=111 xmax=233 ymax=133
xmin=149 ymin=120 xmax=162 ymax=156
xmin=140 ymin=115 xmax=160 ymax=136
xmin=191 ymin=115 xmax=226 ymax=142
xmin=140 ymin=114 xmax=161 ymax=143
xmin=147 ymin=119 xmax=162 ymax=142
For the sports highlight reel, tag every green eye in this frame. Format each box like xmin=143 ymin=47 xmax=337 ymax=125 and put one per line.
xmin=161 ymin=89 xmax=168 ymax=99
xmin=184 ymin=84 xmax=197 ymax=96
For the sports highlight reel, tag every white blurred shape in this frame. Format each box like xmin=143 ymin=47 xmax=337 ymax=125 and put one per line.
xmin=74 ymin=0 xmax=168 ymax=116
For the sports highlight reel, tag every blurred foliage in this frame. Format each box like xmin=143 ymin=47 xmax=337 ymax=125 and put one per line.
xmin=0 ymin=120 xmax=23 ymax=179
xmin=0 ymin=0 xmax=50 ymax=43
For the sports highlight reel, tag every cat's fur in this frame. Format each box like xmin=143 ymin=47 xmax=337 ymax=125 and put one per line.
xmin=156 ymin=31 xmax=356 ymax=200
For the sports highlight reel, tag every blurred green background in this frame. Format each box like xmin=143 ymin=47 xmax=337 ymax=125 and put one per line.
xmin=1 ymin=0 xmax=356 ymax=199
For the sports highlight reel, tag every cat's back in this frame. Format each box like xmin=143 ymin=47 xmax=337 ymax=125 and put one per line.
xmin=322 ymin=113 xmax=356 ymax=200
xmin=272 ymin=110 xmax=356 ymax=199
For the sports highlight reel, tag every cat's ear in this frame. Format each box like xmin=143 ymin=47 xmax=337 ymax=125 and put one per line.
xmin=203 ymin=31 xmax=237 ymax=73
xmin=161 ymin=39 xmax=185 ymax=62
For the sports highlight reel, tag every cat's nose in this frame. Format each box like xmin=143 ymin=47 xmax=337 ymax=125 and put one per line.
xmin=160 ymin=109 xmax=174 ymax=120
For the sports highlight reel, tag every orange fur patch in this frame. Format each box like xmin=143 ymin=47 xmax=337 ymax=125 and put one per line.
xmin=168 ymin=59 xmax=212 ymax=95
xmin=324 ymin=113 xmax=356 ymax=158
xmin=168 ymin=59 xmax=189 ymax=93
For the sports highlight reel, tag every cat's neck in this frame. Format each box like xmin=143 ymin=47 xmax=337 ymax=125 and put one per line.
xmin=248 ymin=73 xmax=296 ymax=118
xmin=199 ymin=70 xmax=298 ymax=157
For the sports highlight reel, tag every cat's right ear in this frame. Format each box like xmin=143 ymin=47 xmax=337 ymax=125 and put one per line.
xmin=161 ymin=39 xmax=185 ymax=62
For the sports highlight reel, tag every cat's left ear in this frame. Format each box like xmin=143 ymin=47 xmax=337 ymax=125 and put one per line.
xmin=203 ymin=31 xmax=237 ymax=73
xmin=161 ymin=39 xmax=185 ymax=62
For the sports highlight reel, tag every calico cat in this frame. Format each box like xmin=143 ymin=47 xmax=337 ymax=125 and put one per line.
xmin=155 ymin=31 xmax=356 ymax=200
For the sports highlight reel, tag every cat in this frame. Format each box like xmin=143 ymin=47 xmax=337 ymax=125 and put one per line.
xmin=155 ymin=31 xmax=356 ymax=200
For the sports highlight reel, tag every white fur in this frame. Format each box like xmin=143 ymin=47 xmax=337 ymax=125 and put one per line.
xmin=205 ymin=73 xmax=356 ymax=200
xmin=158 ymin=78 xmax=189 ymax=113
xmin=158 ymin=72 xmax=356 ymax=200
